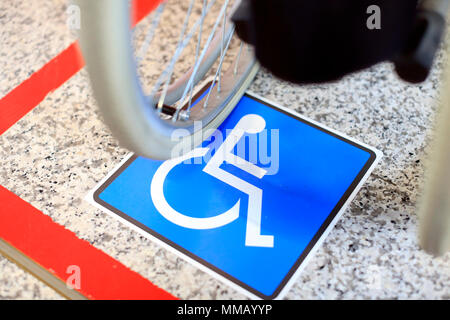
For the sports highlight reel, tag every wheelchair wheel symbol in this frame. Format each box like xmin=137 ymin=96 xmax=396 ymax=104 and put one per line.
xmin=150 ymin=114 xmax=274 ymax=248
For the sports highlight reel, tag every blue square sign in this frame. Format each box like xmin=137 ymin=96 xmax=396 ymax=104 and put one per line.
xmin=89 ymin=92 xmax=380 ymax=299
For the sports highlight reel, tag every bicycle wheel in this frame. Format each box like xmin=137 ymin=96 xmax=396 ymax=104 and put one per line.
xmin=75 ymin=0 xmax=258 ymax=160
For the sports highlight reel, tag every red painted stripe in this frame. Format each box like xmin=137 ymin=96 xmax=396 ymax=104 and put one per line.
xmin=0 ymin=185 xmax=177 ymax=300
xmin=132 ymin=0 xmax=163 ymax=25
xmin=0 ymin=0 xmax=163 ymax=136
xmin=0 ymin=43 xmax=84 ymax=135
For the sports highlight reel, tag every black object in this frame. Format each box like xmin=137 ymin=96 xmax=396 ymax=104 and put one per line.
xmin=394 ymin=7 xmax=448 ymax=83
xmin=232 ymin=0 xmax=448 ymax=84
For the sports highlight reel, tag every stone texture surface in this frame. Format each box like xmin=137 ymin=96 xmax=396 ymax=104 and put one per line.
xmin=0 ymin=0 xmax=449 ymax=300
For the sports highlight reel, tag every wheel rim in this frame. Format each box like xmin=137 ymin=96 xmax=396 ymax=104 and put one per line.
xmin=75 ymin=0 xmax=258 ymax=159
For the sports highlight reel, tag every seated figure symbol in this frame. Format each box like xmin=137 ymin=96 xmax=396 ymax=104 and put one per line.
xmin=150 ymin=114 xmax=274 ymax=248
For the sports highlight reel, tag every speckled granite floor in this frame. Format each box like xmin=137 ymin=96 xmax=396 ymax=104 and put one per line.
xmin=0 ymin=0 xmax=449 ymax=300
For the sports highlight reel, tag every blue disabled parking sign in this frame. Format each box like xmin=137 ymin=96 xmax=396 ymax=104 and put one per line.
xmin=90 ymin=92 xmax=380 ymax=299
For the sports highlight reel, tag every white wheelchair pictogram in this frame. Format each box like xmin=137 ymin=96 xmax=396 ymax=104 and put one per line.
xmin=150 ymin=114 xmax=274 ymax=248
